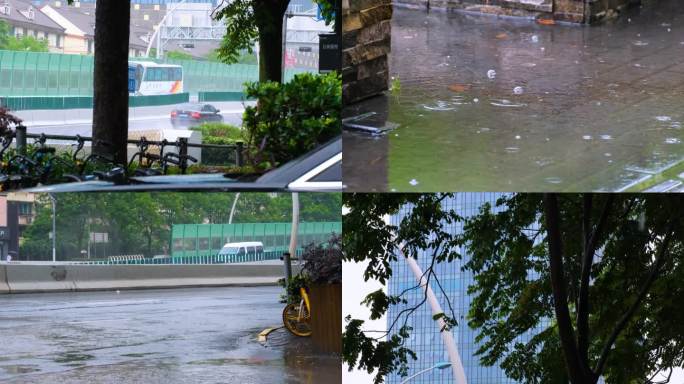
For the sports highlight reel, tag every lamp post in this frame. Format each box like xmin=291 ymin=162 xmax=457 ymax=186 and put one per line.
xmin=398 ymin=245 xmax=468 ymax=384
xmin=145 ymin=0 xmax=188 ymax=59
xmin=400 ymin=362 xmax=452 ymax=384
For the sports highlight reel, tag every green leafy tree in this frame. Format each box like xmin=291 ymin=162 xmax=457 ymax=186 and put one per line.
xmin=165 ymin=50 xmax=194 ymax=60
xmin=342 ymin=193 xmax=684 ymax=384
xmin=205 ymin=49 xmax=258 ymax=65
xmin=0 ymin=20 xmax=9 ymax=48
xmin=242 ymin=71 xmax=341 ymax=166
xmin=20 ymin=192 xmax=341 ymax=260
xmin=0 ymin=20 xmax=49 ymax=52
xmin=213 ymin=0 xmax=337 ymax=83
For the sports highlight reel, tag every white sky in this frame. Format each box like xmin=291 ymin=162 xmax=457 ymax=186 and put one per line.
xmin=342 ymin=259 xmax=387 ymax=384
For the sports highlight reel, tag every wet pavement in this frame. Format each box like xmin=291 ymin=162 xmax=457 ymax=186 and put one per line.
xmin=0 ymin=287 xmax=340 ymax=384
xmin=343 ymin=0 xmax=684 ymax=192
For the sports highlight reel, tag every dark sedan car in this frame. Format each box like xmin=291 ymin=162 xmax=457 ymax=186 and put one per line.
xmin=170 ymin=103 xmax=223 ymax=127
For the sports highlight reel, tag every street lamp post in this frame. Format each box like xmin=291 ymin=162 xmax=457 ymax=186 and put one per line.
xmin=145 ymin=0 xmax=189 ymax=59
xmin=398 ymin=246 xmax=468 ymax=384
xmin=400 ymin=362 xmax=452 ymax=384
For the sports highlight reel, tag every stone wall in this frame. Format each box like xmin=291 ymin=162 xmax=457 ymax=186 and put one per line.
xmin=342 ymin=0 xmax=393 ymax=104
xmin=392 ymin=0 xmax=643 ymax=23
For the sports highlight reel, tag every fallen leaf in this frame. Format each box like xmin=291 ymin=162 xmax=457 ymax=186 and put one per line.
xmin=537 ymin=18 xmax=556 ymax=26
xmin=496 ymin=33 xmax=509 ymax=39
xmin=448 ymin=83 xmax=472 ymax=92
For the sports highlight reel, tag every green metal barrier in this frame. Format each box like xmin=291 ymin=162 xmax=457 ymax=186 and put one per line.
xmin=197 ymin=91 xmax=248 ymax=102
xmin=171 ymin=221 xmax=342 ymax=258
xmin=0 ymin=93 xmax=190 ymax=110
xmin=129 ymin=92 xmax=190 ymax=107
xmin=0 ymin=49 xmax=313 ymax=98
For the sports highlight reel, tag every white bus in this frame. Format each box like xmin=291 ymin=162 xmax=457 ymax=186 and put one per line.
xmin=128 ymin=61 xmax=184 ymax=96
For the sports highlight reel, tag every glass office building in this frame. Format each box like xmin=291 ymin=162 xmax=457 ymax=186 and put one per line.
xmin=387 ymin=193 xmax=545 ymax=384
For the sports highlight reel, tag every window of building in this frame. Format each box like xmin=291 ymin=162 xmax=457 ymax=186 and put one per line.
xmin=0 ymin=2 xmax=10 ymax=16
xmin=27 ymin=6 xmax=35 ymax=20
xmin=19 ymin=202 xmax=33 ymax=216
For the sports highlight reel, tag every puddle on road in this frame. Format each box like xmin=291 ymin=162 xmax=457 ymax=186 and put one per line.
xmin=343 ymin=0 xmax=684 ymax=191
xmin=54 ymin=352 xmax=95 ymax=367
xmin=1 ymin=365 xmax=41 ymax=375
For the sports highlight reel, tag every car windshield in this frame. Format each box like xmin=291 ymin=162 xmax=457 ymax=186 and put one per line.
xmin=220 ymin=247 xmax=240 ymax=255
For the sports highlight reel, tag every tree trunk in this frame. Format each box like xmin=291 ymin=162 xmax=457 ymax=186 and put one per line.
xmin=93 ymin=0 xmax=130 ymax=165
xmin=543 ymin=194 xmax=598 ymax=384
xmin=255 ymin=1 xmax=289 ymax=83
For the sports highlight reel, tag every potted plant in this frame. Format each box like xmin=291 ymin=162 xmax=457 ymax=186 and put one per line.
xmin=302 ymin=233 xmax=342 ymax=353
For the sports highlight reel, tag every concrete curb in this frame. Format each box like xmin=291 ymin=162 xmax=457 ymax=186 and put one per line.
xmin=0 ymin=264 xmax=9 ymax=294
xmin=2 ymin=264 xmax=295 ymax=294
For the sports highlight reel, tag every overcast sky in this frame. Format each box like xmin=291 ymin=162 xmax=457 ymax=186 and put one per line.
xmin=342 ymin=259 xmax=387 ymax=384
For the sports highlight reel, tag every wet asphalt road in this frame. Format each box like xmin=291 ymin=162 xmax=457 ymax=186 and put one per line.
xmin=0 ymin=286 xmax=340 ymax=384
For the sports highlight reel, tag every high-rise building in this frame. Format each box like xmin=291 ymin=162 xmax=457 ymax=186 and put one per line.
xmin=387 ymin=193 xmax=545 ymax=384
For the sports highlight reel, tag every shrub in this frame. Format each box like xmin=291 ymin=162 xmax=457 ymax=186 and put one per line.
xmin=302 ymin=233 xmax=342 ymax=285
xmin=242 ymin=72 xmax=341 ymax=166
xmin=192 ymin=122 xmax=244 ymax=166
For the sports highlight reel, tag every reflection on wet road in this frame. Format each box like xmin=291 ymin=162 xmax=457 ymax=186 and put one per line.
xmin=343 ymin=0 xmax=684 ymax=191
xmin=0 ymin=287 xmax=339 ymax=384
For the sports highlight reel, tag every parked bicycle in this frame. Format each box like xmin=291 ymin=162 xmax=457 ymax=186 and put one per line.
xmin=282 ymin=285 xmax=312 ymax=337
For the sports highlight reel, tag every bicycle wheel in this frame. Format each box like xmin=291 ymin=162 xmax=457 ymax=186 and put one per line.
xmin=282 ymin=303 xmax=312 ymax=337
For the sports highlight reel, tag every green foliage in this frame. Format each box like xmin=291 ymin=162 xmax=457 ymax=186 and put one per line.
xmin=390 ymin=77 xmax=401 ymax=94
xmin=212 ymin=0 xmax=259 ymax=65
xmin=165 ymin=50 xmax=194 ymax=60
xmin=20 ymin=192 xmax=342 ymax=261
xmin=313 ymin=0 xmax=337 ymax=26
xmin=242 ymin=72 xmax=341 ymax=166
xmin=214 ymin=0 xmax=335 ymax=64
xmin=205 ymin=49 xmax=258 ymax=65
xmin=0 ymin=20 xmax=49 ymax=52
xmin=279 ymin=274 xmax=310 ymax=304
xmin=343 ymin=316 xmax=417 ymax=384
xmin=302 ymin=233 xmax=342 ymax=284
xmin=342 ymin=193 xmax=684 ymax=384
xmin=192 ymin=122 xmax=244 ymax=144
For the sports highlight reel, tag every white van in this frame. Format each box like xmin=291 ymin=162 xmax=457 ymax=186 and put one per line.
xmin=218 ymin=241 xmax=264 ymax=257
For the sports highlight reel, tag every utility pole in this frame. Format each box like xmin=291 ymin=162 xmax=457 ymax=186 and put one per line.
xmin=49 ymin=194 xmax=56 ymax=263
xmin=284 ymin=192 xmax=300 ymax=283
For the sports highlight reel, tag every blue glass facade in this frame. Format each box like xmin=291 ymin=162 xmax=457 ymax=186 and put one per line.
xmin=386 ymin=193 xmax=544 ymax=384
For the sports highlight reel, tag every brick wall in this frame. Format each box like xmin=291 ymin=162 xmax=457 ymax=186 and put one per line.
xmin=342 ymin=0 xmax=393 ymax=104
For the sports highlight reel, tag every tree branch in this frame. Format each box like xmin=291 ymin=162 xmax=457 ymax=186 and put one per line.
xmin=594 ymin=224 xmax=675 ymax=376
xmin=577 ymin=194 xmax=614 ymax=374
xmin=544 ymin=193 xmax=587 ymax=384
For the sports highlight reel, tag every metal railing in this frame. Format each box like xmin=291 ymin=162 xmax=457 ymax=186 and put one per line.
xmin=80 ymin=250 xmax=301 ymax=265
xmin=11 ymin=125 xmax=244 ymax=167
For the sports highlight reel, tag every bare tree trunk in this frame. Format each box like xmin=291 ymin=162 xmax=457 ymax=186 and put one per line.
xmin=93 ymin=0 xmax=130 ymax=165
xmin=255 ymin=0 xmax=289 ymax=83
